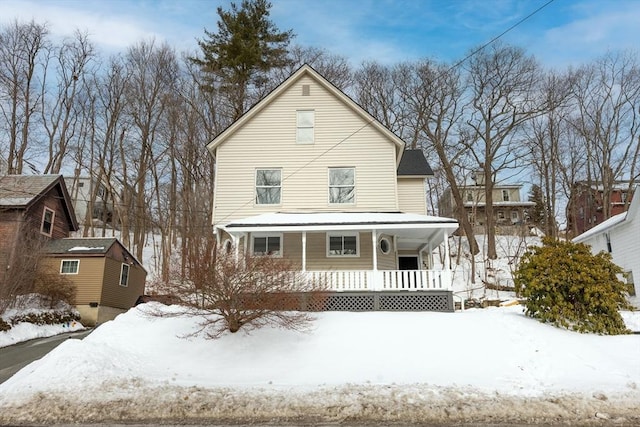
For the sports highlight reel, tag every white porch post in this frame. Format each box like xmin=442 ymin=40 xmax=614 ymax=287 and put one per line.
xmin=301 ymin=231 xmax=307 ymax=272
xmin=443 ymin=231 xmax=451 ymax=270
xmin=372 ymin=229 xmax=378 ymax=271
xmin=231 ymin=234 xmax=240 ymax=261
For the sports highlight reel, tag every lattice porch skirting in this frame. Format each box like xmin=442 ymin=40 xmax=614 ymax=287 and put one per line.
xmin=300 ymin=291 xmax=454 ymax=312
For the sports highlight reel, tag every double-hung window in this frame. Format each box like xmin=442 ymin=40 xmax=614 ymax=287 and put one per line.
xmin=327 ymin=233 xmax=359 ymax=257
xmin=60 ymin=260 xmax=79 ymax=274
xmin=41 ymin=207 xmax=55 ymax=236
xmin=328 ymin=167 xmax=355 ymax=204
xmin=256 ymin=169 xmax=282 ymax=205
xmin=252 ymin=235 xmax=282 ymax=256
xmin=502 ymin=190 xmax=510 ymax=202
xmin=296 ymin=110 xmax=314 ymax=144
xmin=120 ymin=263 xmax=130 ymax=287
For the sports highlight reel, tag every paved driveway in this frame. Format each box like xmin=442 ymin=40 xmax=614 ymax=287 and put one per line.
xmin=0 ymin=329 xmax=92 ymax=384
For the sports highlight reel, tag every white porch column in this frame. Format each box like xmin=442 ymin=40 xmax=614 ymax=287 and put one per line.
xmin=301 ymin=231 xmax=307 ymax=272
xmin=231 ymin=234 xmax=240 ymax=261
xmin=371 ymin=229 xmax=378 ymax=271
xmin=443 ymin=231 xmax=451 ymax=270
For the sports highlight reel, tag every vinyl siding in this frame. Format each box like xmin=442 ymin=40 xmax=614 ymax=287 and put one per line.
xmin=397 ymin=178 xmax=427 ymax=214
xmin=580 ymin=220 xmax=640 ymax=295
xmin=41 ymin=256 xmax=105 ymax=304
xmin=101 ymin=258 xmax=146 ymax=310
xmin=213 ymin=75 xmax=399 ymax=225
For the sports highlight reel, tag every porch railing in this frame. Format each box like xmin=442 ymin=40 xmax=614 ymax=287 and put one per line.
xmin=304 ymin=269 xmax=452 ymax=292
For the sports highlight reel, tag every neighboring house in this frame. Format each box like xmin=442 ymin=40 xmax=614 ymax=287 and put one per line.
xmin=0 ymin=175 xmax=78 ymax=287
xmin=573 ymin=186 xmax=639 ymax=296
xmin=567 ymin=180 xmax=635 ymax=237
xmin=64 ymin=175 xmax=115 ymax=226
xmin=206 ymin=64 xmax=459 ymax=312
xmin=41 ymin=237 xmax=147 ymax=325
xmin=438 ymin=169 xmax=535 ymax=235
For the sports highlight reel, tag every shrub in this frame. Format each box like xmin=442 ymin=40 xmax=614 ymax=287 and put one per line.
xmin=33 ymin=267 xmax=77 ymax=308
xmin=152 ymin=240 xmax=325 ymax=338
xmin=10 ymin=310 xmax=80 ymax=326
xmin=514 ymin=238 xmax=632 ymax=334
xmin=0 ymin=318 xmax=10 ymax=332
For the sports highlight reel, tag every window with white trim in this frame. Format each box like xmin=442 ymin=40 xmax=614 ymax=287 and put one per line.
xmin=497 ymin=210 xmax=505 ymax=220
xmin=41 ymin=207 xmax=55 ymax=236
xmin=327 ymin=233 xmax=359 ymax=257
xmin=511 ymin=211 xmax=519 ymax=223
xmin=252 ymin=235 xmax=282 ymax=256
xmin=502 ymin=190 xmax=510 ymax=201
xmin=328 ymin=167 xmax=355 ymax=204
xmin=120 ymin=263 xmax=130 ymax=287
xmin=255 ymin=169 xmax=281 ymax=204
xmin=296 ymin=110 xmax=314 ymax=144
xmin=60 ymin=260 xmax=79 ymax=274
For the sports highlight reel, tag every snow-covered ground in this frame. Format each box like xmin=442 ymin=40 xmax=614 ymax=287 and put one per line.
xmin=1 ymin=234 xmax=639 ymax=424
xmin=0 ymin=302 xmax=639 ymax=425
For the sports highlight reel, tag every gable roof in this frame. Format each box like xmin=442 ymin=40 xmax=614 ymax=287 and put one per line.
xmin=206 ymin=64 xmax=405 ymax=162
xmin=0 ymin=174 xmax=78 ymax=231
xmin=397 ymin=149 xmax=434 ymax=177
xmin=44 ymin=237 xmax=146 ymax=272
xmin=573 ymin=185 xmax=639 ymax=243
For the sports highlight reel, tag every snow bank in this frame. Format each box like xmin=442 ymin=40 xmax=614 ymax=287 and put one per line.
xmin=1 ymin=303 xmax=638 ymax=424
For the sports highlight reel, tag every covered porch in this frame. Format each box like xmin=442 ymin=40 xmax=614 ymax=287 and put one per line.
xmin=218 ymin=212 xmax=459 ymax=293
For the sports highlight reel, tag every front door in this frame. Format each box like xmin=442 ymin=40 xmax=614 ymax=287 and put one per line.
xmin=398 ymin=256 xmax=419 ymax=270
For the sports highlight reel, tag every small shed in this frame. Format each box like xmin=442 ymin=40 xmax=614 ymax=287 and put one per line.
xmin=42 ymin=237 xmax=147 ymax=325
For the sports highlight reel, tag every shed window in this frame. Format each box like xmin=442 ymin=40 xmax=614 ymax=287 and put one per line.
xmin=41 ymin=207 xmax=55 ymax=236
xmin=120 ymin=263 xmax=130 ymax=287
xmin=60 ymin=260 xmax=79 ymax=274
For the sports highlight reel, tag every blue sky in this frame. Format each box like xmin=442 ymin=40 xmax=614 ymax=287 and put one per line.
xmin=0 ymin=0 xmax=639 ymax=68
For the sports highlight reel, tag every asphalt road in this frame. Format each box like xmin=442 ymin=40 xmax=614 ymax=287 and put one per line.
xmin=0 ymin=329 xmax=92 ymax=384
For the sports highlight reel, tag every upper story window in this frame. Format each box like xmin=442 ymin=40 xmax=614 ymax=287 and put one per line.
xmin=256 ymin=169 xmax=282 ymax=205
xmin=327 ymin=233 xmax=359 ymax=257
xmin=252 ymin=234 xmax=282 ymax=256
xmin=296 ymin=110 xmax=314 ymax=144
xmin=329 ymin=167 xmax=355 ymax=204
xmin=120 ymin=263 xmax=130 ymax=287
xmin=466 ymin=192 xmax=474 ymax=202
xmin=60 ymin=259 xmax=79 ymax=274
xmin=41 ymin=207 xmax=55 ymax=236
xmin=622 ymin=191 xmax=628 ymax=203
xmin=502 ymin=190 xmax=510 ymax=202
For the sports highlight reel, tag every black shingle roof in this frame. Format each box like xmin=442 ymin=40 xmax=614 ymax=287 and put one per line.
xmin=397 ymin=149 xmax=434 ymax=176
xmin=44 ymin=238 xmax=117 ymax=255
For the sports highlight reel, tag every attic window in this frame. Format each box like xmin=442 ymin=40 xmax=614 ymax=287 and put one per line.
xmin=41 ymin=207 xmax=55 ymax=236
xmin=296 ymin=110 xmax=314 ymax=144
xmin=302 ymin=84 xmax=310 ymax=96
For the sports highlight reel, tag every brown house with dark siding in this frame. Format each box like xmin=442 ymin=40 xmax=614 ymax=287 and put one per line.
xmin=0 ymin=175 xmax=78 ymax=288
xmin=41 ymin=237 xmax=147 ymax=325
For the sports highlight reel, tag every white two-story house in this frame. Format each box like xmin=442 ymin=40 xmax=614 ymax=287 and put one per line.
xmin=207 ymin=65 xmax=459 ymax=311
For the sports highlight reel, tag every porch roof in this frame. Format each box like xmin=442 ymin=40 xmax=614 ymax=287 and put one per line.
xmin=221 ymin=212 xmax=459 ymax=249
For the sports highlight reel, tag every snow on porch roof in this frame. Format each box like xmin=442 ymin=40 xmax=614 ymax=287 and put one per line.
xmin=222 ymin=212 xmax=459 ymax=233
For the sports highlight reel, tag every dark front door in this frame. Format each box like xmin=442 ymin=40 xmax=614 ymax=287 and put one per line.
xmin=398 ymin=256 xmax=419 ymax=270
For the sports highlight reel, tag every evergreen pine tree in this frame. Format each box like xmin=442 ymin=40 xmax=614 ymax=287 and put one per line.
xmin=190 ymin=0 xmax=294 ymax=120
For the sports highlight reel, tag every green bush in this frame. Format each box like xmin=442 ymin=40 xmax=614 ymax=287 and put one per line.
xmin=514 ymin=237 xmax=632 ymax=335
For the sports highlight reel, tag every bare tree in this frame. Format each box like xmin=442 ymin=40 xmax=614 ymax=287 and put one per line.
xmin=525 ymin=70 xmax=575 ymax=238
xmin=570 ymin=51 xmax=640 ymax=221
xmin=462 ymin=43 xmax=545 ymax=259
xmin=41 ymin=30 xmax=96 ymax=174
xmin=0 ymin=20 xmax=49 ymax=174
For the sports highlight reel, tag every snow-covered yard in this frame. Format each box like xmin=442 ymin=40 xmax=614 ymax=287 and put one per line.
xmin=1 ymin=301 xmax=639 ymax=425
